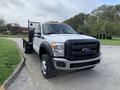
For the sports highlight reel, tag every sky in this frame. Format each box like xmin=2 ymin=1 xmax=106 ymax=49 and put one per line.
xmin=0 ymin=0 xmax=120 ymax=26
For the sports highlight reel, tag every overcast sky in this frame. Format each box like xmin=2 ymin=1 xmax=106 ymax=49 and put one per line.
xmin=0 ymin=0 xmax=120 ymax=26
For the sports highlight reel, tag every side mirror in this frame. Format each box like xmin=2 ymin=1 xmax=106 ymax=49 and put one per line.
xmin=37 ymin=32 xmax=41 ymax=37
xmin=34 ymin=32 xmax=41 ymax=38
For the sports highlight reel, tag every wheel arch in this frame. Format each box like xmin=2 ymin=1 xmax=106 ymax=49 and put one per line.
xmin=39 ymin=42 xmax=54 ymax=59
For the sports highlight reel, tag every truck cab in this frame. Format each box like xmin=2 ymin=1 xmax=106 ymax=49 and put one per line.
xmin=23 ymin=21 xmax=101 ymax=78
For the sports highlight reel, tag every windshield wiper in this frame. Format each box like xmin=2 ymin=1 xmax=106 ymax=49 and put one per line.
xmin=45 ymin=32 xmax=56 ymax=34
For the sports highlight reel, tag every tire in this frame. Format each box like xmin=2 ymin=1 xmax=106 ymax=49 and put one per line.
xmin=25 ymin=46 xmax=31 ymax=54
xmin=24 ymin=44 xmax=32 ymax=54
xmin=41 ymin=54 xmax=54 ymax=79
xmin=25 ymin=47 xmax=29 ymax=54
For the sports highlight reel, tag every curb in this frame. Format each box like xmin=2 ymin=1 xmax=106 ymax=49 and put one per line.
xmin=3 ymin=48 xmax=25 ymax=89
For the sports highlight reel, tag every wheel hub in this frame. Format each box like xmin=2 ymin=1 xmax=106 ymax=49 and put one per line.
xmin=41 ymin=60 xmax=47 ymax=75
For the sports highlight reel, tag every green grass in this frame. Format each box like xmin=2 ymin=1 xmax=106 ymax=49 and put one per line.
xmin=0 ymin=38 xmax=20 ymax=85
xmin=101 ymin=38 xmax=120 ymax=46
xmin=0 ymin=34 xmax=28 ymax=38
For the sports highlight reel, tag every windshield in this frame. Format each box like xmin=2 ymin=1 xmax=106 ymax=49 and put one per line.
xmin=43 ymin=23 xmax=77 ymax=34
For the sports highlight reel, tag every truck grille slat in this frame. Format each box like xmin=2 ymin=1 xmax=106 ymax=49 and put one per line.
xmin=71 ymin=44 xmax=97 ymax=49
xmin=71 ymin=50 xmax=97 ymax=56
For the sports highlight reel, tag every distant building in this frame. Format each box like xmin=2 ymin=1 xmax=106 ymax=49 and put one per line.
xmin=6 ymin=23 xmax=28 ymax=34
xmin=20 ymin=27 xmax=28 ymax=34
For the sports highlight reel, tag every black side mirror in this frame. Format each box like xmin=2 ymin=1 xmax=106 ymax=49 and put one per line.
xmin=34 ymin=32 xmax=41 ymax=38
xmin=37 ymin=32 xmax=41 ymax=37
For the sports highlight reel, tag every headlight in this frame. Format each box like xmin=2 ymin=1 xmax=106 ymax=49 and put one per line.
xmin=51 ymin=42 xmax=64 ymax=57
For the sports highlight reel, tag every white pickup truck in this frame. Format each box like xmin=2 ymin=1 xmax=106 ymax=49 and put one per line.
xmin=23 ymin=21 xmax=101 ymax=78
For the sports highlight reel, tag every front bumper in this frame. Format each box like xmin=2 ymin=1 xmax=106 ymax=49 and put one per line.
xmin=53 ymin=56 xmax=101 ymax=70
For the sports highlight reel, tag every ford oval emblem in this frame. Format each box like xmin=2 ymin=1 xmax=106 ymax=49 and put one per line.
xmin=82 ymin=48 xmax=91 ymax=53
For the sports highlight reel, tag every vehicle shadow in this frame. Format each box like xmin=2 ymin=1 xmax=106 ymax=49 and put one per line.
xmin=45 ymin=69 xmax=102 ymax=89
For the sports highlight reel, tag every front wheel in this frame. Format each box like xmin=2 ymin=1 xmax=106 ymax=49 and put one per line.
xmin=41 ymin=54 xmax=54 ymax=79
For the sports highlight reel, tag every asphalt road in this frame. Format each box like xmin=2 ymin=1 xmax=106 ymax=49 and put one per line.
xmin=8 ymin=38 xmax=120 ymax=90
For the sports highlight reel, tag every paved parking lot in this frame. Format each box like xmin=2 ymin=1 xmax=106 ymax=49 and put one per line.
xmin=8 ymin=38 xmax=120 ymax=90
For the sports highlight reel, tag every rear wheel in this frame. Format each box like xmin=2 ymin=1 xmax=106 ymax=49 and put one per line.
xmin=25 ymin=46 xmax=29 ymax=54
xmin=24 ymin=43 xmax=33 ymax=54
xmin=41 ymin=54 xmax=54 ymax=79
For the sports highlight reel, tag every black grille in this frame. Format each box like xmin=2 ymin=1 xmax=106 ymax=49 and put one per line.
xmin=65 ymin=39 xmax=100 ymax=61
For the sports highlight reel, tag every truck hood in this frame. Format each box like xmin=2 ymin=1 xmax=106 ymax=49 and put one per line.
xmin=44 ymin=34 xmax=96 ymax=43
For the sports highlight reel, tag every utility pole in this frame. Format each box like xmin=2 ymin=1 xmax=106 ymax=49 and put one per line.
xmin=97 ymin=11 xmax=100 ymax=23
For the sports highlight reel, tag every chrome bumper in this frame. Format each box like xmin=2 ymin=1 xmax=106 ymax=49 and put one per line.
xmin=53 ymin=56 xmax=101 ymax=70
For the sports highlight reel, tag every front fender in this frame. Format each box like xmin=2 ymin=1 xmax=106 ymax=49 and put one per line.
xmin=40 ymin=42 xmax=54 ymax=57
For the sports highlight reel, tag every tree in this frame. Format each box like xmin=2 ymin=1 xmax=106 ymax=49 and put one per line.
xmin=64 ymin=13 xmax=87 ymax=30
xmin=0 ymin=18 xmax=6 ymax=33
xmin=64 ymin=4 xmax=120 ymax=39
xmin=77 ymin=24 xmax=90 ymax=35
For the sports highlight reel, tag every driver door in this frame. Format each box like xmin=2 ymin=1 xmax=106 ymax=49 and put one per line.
xmin=33 ymin=25 xmax=42 ymax=53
